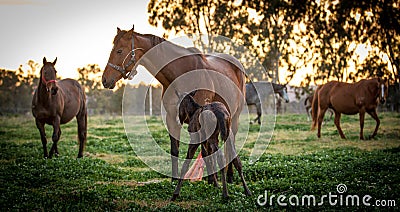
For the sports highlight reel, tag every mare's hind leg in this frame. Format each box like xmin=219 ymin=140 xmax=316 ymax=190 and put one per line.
xmin=49 ymin=116 xmax=61 ymax=158
xmin=171 ymin=143 xmax=200 ymax=201
xmin=367 ymin=109 xmax=380 ymax=139
xmin=334 ymin=111 xmax=346 ymax=139
xmin=317 ymin=107 xmax=327 ymax=138
xmin=76 ymin=111 xmax=87 ymax=158
xmin=36 ymin=119 xmax=48 ymax=158
xmin=359 ymin=109 xmax=366 ymax=140
xmin=255 ymin=103 xmax=262 ymax=125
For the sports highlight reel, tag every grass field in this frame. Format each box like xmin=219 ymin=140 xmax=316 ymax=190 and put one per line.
xmin=0 ymin=112 xmax=399 ymax=211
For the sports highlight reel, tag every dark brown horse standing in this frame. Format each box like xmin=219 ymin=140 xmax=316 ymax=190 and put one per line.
xmin=32 ymin=57 xmax=87 ymax=158
xmin=311 ymin=78 xmax=388 ymax=139
xmin=171 ymin=91 xmax=251 ymax=200
xmin=102 ymin=26 xmax=246 ymax=183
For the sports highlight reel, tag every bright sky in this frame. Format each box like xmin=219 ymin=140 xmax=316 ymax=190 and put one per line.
xmin=0 ymin=0 xmax=163 ymax=84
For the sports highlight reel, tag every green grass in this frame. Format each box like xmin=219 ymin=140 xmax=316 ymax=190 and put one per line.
xmin=0 ymin=113 xmax=399 ymax=211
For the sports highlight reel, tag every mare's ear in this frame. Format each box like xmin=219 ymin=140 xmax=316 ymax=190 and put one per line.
xmin=43 ymin=57 xmax=47 ymax=64
xmin=117 ymin=27 xmax=121 ymax=33
xmin=52 ymin=57 xmax=57 ymax=65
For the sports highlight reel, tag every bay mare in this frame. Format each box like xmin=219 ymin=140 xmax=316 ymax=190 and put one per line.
xmin=102 ymin=26 xmax=246 ymax=184
xmin=245 ymin=82 xmax=289 ymax=124
xmin=32 ymin=57 xmax=87 ymax=158
xmin=311 ymin=78 xmax=388 ymax=139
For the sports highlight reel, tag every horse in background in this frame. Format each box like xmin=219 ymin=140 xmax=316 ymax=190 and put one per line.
xmin=311 ymin=78 xmax=388 ymax=140
xmin=171 ymin=91 xmax=251 ymax=200
xmin=304 ymin=94 xmax=333 ymax=122
xmin=32 ymin=57 xmax=87 ymax=158
xmin=246 ymin=82 xmax=289 ymax=124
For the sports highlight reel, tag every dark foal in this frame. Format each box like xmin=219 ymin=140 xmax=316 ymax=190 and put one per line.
xmin=171 ymin=92 xmax=251 ymax=201
xmin=32 ymin=57 xmax=87 ymax=158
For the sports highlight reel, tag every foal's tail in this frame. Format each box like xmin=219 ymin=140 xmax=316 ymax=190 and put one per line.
xmin=311 ymin=86 xmax=320 ymax=131
xmin=216 ymin=111 xmax=231 ymax=142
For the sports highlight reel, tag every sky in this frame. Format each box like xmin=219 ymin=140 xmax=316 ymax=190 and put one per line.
xmin=0 ymin=0 xmax=163 ymax=84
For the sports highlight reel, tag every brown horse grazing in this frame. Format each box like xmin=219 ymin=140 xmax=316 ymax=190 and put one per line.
xmin=102 ymin=26 xmax=246 ymax=183
xmin=32 ymin=57 xmax=87 ymax=158
xmin=171 ymin=92 xmax=251 ymax=200
xmin=311 ymin=78 xmax=389 ymax=139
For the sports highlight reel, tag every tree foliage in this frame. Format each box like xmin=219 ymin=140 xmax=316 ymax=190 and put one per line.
xmin=148 ymin=0 xmax=399 ymax=86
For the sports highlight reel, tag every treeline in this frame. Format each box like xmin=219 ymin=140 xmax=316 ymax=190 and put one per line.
xmin=0 ymin=62 xmax=164 ymax=115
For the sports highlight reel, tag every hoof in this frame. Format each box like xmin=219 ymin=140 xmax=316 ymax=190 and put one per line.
xmin=245 ymin=189 xmax=252 ymax=196
xmin=170 ymin=194 xmax=179 ymax=201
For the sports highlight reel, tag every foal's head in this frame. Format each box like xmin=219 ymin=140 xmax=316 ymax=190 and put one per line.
xmin=41 ymin=57 xmax=58 ymax=95
xmin=378 ymin=77 xmax=389 ymax=104
xmin=176 ymin=91 xmax=200 ymax=124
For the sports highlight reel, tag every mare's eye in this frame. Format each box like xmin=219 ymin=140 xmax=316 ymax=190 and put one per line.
xmin=117 ymin=49 xmax=123 ymax=54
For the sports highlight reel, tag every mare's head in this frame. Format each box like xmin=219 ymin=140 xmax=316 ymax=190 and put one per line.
xmin=273 ymin=83 xmax=290 ymax=103
xmin=41 ymin=57 xmax=58 ymax=95
xmin=378 ymin=77 xmax=389 ymax=104
xmin=102 ymin=26 xmax=140 ymax=89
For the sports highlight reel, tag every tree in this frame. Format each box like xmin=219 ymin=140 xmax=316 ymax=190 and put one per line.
xmin=148 ymin=0 xmax=399 ymax=88
xmin=148 ymin=0 xmax=310 ymax=83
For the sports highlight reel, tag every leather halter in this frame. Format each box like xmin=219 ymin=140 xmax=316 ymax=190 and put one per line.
xmin=107 ymin=26 xmax=140 ymax=79
xmin=41 ymin=71 xmax=56 ymax=85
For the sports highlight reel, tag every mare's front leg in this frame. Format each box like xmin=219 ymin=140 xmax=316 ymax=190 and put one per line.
xmin=171 ymin=143 xmax=200 ymax=201
xmin=167 ymin=112 xmax=180 ymax=181
xmin=76 ymin=110 xmax=87 ymax=158
xmin=49 ymin=116 xmax=61 ymax=158
xmin=367 ymin=109 xmax=380 ymax=139
xmin=35 ymin=119 xmax=48 ymax=158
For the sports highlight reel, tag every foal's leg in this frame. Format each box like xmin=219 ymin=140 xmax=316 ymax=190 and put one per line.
xmin=334 ymin=111 xmax=346 ymax=139
xmin=76 ymin=111 xmax=87 ymax=158
xmin=210 ymin=141 xmax=228 ymax=198
xmin=202 ymin=143 xmax=218 ymax=187
xmin=225 ymin=134 xmax=252 ymax=196
xmin=35 ymin=119 xmax=48 ymax=158
xmin=359 ymin=109 xmax=366 ymax=140
xmin=171 ymin=143 xmax=200 ymax=201
xmin=49 ymin=116 xmax=61 ymax=158
xmin=367 ymin=109 xmax=380 ymax=139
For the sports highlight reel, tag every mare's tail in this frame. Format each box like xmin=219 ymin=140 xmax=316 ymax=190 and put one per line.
xmin=311 ymin=86 xmax=320 ymax=130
